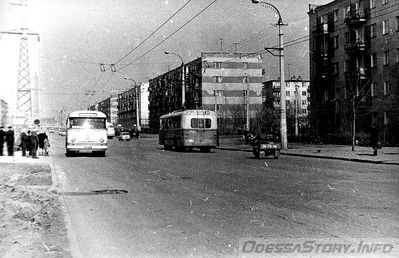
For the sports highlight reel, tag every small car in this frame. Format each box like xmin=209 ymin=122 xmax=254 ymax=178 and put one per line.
xmin=119 ymin=132 xmax=131 ymax=141
xmin=252 ymin=134 xmax=280 ymax=159
xmin=59 ymin=129 xmax=67 ymax=136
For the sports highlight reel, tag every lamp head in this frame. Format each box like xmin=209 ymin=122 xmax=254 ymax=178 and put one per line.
xmin=251 ymin=0 xmax=260 ymax=3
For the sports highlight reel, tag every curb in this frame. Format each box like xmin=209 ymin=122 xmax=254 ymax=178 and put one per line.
xmin=215 ymin=147 xmax=398 ymax=165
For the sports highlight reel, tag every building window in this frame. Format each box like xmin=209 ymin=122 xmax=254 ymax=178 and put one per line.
xmin=323 ymin=91 xmax=329 ymax=102
xmin=344 ymin=60 xmax=349 ymax=71
xmin=370 ymin=24 xmax=376 ymax=38
xmin=214 ymin=90 xmax=223 ymax=96
xmin=382 ymin=0 xmax=388 ymax=5
xmin=332 ymin=63 xmax=339 ymax=74
xmin=286 ymin=100 xmax=291 ymax=106
xmin=370 ymin=0 xmax=375 ymax=9
xmin=383 ymin=51 xmax=389 ymax=65
xmin=302 ymin=100 xmax=307 ymax=106
xmin=383 ymin=81 xmax=390 ymax=95
xmin=370 ymin=53 xmax=377 ymax=68
xmin=333 ymin=36 xmax=339 ymax=49
xmin=243 ymin=62 xmax=248 ymax=69
xmin=213 ymin=76 xmax=222 ymax=83
xmin=302 ymin=109 xmax=307 ymax=114
xmin=302 ymin=91 xmax=307 ymax=96
xmin=214 ymin=62 xmax=221 ymax=69
xmin=383 ymin=20 xmax=389 ymax=35
xmin=243 ymin=90 xmax=247 ymax=97
xmin=286 ymin=91 xmax=290 ymax=96
xmin=344 ymin=32 xmax=350 ymax=44
xmin=243 ymin=76 xmax=249 ymax=83
xmin=334 ymin=9 xmax=339 ymax=22
xmin=384 ymin=112 xmax=389 ymax=125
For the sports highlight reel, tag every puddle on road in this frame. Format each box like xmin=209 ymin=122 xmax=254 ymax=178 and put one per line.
xmin=58 ymin=189 xmax=128 ymax=196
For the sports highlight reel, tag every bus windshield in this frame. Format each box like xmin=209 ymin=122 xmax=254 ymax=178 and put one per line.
xmin=69 ymin=118 xmax=106 ymax=129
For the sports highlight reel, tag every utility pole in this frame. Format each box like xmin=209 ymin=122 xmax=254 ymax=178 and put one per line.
xmin=0 ymin=0 xmax=39 ymax=126
xmin=245 ymin=74 xmax=250 ymax=131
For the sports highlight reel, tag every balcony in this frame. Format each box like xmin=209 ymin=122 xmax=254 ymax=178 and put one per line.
xmin=344 ymin=40 xmax=367 ymax=53
xmin=344 ymin=9 xmax=369 ymax=26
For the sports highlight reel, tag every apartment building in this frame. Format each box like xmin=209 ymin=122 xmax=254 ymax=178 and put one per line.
xmin=148 ymin=51 xmax=263 ymax=133
xmin=263 ymin=77 xmax=310 ymax=136
xmin=0 ymin=99 xmax=8 ymax=126
xmin=309 ymin=0 xmax=398 ymax=144
xmin=97 ymin=95 xmax=118 ymax=126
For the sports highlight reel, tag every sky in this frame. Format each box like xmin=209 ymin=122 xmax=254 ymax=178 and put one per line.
xmin=0 ymin=0 xmax=332 ymax=121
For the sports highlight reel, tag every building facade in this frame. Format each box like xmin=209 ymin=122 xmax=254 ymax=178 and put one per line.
xmin=263 ymin=77 xmax=310 ymax=137
xmin=148 ymin=51 xmax=263 ymax=133
xmin=0 ymin=99 xmax=8 ymax=126
xmin=309 ymin=0 xmax=399 ymax=144
xmin=97 ymin=95 xmax=118 ymax=126
xmin=117 ymin=87 xmax=140 ymax=130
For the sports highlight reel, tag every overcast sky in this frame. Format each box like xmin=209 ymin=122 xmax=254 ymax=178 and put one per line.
xmin=0 ymin=0 xmax=332 ymax=120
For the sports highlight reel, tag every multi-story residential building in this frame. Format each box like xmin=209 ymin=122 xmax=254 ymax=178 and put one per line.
xmin=97 ymin=95 xmax=118 ymax=126
xmin=0 ymin=99 xmax=8 ymax=126
xmin=263 ymin=77 xmax=310 ymax=136
xmin=149 ymin=51 xmax=263 ymax=133
xmin=309 ymin=0 xmax=399 ymax=144
xmin=140 ymin=82 xmax=150 ymax=132
xmin=117 ymin=87 xmax=140 ymax=130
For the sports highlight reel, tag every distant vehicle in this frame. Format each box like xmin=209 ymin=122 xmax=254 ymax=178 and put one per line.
xmin=159 ymin=109 xmax=217 ymax=152
xmin=59 ymin=129 xmax=67 ymax=136
xmin=48 ymin=127 xmax=55 ymax=133
xmin=65 ymin=110 xmax=108 ymax=156
xmin=119 ymin=132 xmax=131 ymax=141
xmin=106 ymin=122 xmax=115 ymax=139
xmin=252 ymin=134 xmax=280 ymax=159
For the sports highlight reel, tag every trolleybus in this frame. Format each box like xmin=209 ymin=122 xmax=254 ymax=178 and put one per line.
xmin=159 ymin=109 xmax=217 ymax=152
xmin=65 ymin=110 xmax=108 ymax=156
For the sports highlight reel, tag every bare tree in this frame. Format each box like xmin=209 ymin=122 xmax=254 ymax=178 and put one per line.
xmin=343 ymin=68 xmax=371 ymax=151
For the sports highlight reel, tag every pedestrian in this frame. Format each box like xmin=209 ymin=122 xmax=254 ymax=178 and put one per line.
xmin=26 ymin=130 xmax=32 ymax=157
xmin=135 ymin=128 xmax=140 ymax=139
xmin=30 ymin=130 xmax=39 ymax=159
xmin=5 ymin=125 xmax=15 ymax=156
xmin=20 ymin=129 xmax=29 ymax=157
xmin=0 ymin=126 xmax=5 ymax=156
xmin=38 ymin=130 xmax=48 ymax=155
xmin=370 ymin=124 xmax=379 ymax=156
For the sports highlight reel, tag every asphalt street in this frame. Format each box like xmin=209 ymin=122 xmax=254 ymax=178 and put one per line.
xmin=49 ymin=134 xmax=399 ymax=257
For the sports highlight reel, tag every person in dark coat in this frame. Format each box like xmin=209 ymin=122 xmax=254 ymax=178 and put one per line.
xmin=30 ymin=130 xmax=39 ymax=159
xmin=5 ymin=125 xmax=15 ymax=156
xmin=20 ymin=129 xmax=29 ymax=157
xmin=370 ymin=124 xmax=379 ymax=156
xmin=0 ymin=126 xmax=5 ymax=156
xmin=38 ymin=130 xmax=48 ymax=155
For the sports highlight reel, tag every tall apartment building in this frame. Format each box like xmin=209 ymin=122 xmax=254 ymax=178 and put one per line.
xmin=0 ymin=99 xmax=8 ymax=126
xmin=148 ymin=51 xmax=263 ymax=133
xmin=309 ymin=0 xmax=399 ymax=144
xmin=263 ymin=77 xmax=310 ymax=136
xmin=97 ymin=95 xmax=118 ymax=126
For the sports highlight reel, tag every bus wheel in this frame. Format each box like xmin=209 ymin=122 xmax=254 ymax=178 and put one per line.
xmin=99 ymin=151 xmax=106 ymax=157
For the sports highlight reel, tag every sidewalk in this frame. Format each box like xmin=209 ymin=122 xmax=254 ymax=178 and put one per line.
xmin=217 ymin=138 xmax=399 ymax=165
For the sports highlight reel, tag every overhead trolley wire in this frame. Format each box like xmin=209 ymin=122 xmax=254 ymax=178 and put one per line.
xmin=117 ymin=0 xmax=218 ymax=72
xmin=110 ymin=0 xmax=194 ymax=68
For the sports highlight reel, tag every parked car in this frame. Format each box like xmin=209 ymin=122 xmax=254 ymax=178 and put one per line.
xmin=119 ymin=131 xmax=131 ymax=141
xmin=252 ymin=134 xmax=280 ymax=159
xmin=59 ymin=128 xmax=67 ymax=136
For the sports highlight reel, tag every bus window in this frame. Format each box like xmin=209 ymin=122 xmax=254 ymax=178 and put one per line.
xmin=69 ymin=118 xmax=106 ymax=129
xmin=191 ymin=118 xmax=211 ymax=129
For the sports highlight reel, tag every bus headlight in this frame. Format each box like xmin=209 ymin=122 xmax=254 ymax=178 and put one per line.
xmin=71 ymin=138 xmax=76 ymax=142
xmin=100 ymin=138 xmax=104 ymax=143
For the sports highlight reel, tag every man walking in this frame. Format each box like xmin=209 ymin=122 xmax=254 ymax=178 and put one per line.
xmin=5 ymin=125 xmax=14 ymax=156
xmin=370 ymin=124 xmax=379 ymax=156
xmin=0 ymin=126 xmax=5 ymax=156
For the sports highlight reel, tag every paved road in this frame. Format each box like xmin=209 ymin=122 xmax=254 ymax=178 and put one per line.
xmin=49 ymin=134 xmax=399 ymax=257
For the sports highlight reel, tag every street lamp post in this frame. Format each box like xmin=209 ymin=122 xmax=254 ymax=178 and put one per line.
xmin=165 ymin=51 xmax=185 ymax=108
xmin=251 ymin=0 xmax=287 ymax=150
xmin=123 ymin=77 xmax=140 ymax=131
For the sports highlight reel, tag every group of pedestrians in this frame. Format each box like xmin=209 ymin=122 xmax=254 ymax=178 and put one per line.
xmin=19 ymin=129 xmax=50 ymax=158
xmin=0 ymin=125 xmax=15 ymax=156
xmin=0 ymin=125 xmax=50 ymax=158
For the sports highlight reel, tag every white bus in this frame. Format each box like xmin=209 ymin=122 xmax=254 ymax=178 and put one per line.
xmin=159 ymin=109 xmax=217 ymax=152
xmin=65 ymin=110 xmax=108 ymax=156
